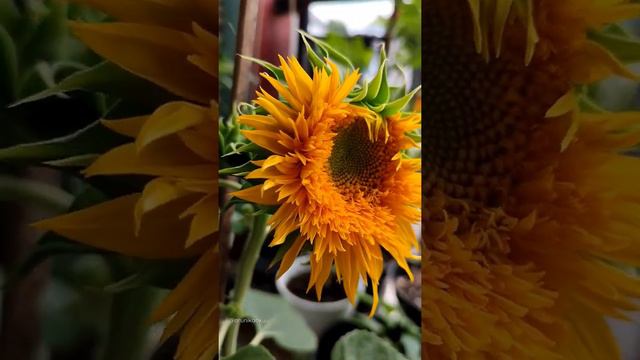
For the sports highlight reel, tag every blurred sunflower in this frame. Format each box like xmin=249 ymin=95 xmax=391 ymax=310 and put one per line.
xmin=34 ymin=0 xmax=219 ymax=358
xmin=232 ymin=57 xmax=421 ymax=315
xmin=424 ymin=0 xmax=640 ymax=358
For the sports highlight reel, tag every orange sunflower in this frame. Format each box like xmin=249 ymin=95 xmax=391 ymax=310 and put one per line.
xmin=33 ymin=0 xmax=219 ymax=359
xmin=424 ymin=0 xmax=640 ymax=358
xmin=233 ymin=56 xmax=421 ymax=315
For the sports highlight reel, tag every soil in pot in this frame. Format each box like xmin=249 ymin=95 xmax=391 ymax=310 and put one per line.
xmin=287 ymin=271 xmax=346 ymax=302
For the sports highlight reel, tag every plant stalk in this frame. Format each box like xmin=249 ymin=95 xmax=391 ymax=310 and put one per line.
xmin=223 ymin=212 xmax=269 ymax=356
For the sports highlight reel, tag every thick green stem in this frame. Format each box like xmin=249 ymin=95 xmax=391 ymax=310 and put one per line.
xmin=223 ymin=212 xmax=269 ymax=356
xmin=100 ymin=287 xmax=158 ymax=360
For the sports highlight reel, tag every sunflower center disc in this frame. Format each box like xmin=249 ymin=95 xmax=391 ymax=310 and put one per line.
xmin=328 ymin=119 xmax=392 ymax=194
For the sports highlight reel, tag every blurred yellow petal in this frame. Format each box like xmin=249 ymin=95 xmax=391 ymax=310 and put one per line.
xmin=34 ymin=194 xmax=209 ymax=258
xmin=134 ymin=178 xmax=191 ymax=234
xmin=100 ymin=116 xmax=146 ymax=137
xmin=70 ymin=21 xmax=214 ymax=104
xmin=69 ymin=0 xmax=197 ymax=32
xmin=181 ymin=194 xmax=218 ymax=247
xmin=85 ymin=141 xmax=210 ymax=179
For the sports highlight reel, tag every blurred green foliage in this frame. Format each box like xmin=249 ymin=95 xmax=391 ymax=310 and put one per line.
xmin=323 ymin=21 xmax=374 ymax=71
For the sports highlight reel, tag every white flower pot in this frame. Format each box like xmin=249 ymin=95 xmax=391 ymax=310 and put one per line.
xmin=275 ymin=256 xmax=358 ymax=335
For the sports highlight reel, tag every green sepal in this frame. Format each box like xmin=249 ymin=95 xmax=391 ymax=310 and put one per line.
xmin=219 ymin=161 xmax=258 ymax=176
xmin=589 ymin=25 xmax=640 ymax=64
xmin=366 ymin=59 xmax=388 ymax=101
xmin=299 ymin=30 xmax=355 ymax=70
xmin=300 ymin=33 xmax=329 ymax=71
xmin=239 ymin=55 xmax=285 ymax=81
xmin=381 ymin=86 xmax=421 ymax=116
xmin=349 ymin=81 xmax=368 ymax=102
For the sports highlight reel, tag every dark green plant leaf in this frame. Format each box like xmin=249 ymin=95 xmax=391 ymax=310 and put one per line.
xmin=0 ymin=24 xmax=18 ymax=103
xmin=0 ymin=120 xmax=125 ymax=165
xmin=13 ymin=61 xmax=174 ymax=107
xmin=222 ymin=345 xmax=275 ymax=360
xmin=331 ymin=330 xmax=408 ymax=360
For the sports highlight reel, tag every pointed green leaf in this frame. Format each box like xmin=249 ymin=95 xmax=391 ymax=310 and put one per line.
xmin=0 ymin=120 xmax=126 ymax=165
xmin=44 ymin=154 xmax=99 ymax=168
xmin=0 ymin=24 xmax=18 ymax=102
xmin=12 ymin=61 xmax=174 ymax=107
xmin=219 ymin=161 xmax=258 ymax=176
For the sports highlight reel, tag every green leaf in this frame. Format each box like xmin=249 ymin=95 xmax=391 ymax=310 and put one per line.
xmin=243 ymin=289 xmax=317 ymax=353
xmin=381 ymin=86 xmax=421 ymax=116
xmin=13 ymin=61 xmax=174 ymax=107
xmin=0 ymin=24 xmax=18 ymax=102
xmin=222 ymin=345 xmax=274 ymax=360
xmin=219 ymin=161 xmax=258 ymax=176
xmin=331 ymin=330 xmax=408 ymax=360
xmin=400 ymin=334 xmax=420 ymax=360
xmin=0 ymin=120 xmax=125 ymax=165
xmin=44 ymin=154 xmax=99 ymax=168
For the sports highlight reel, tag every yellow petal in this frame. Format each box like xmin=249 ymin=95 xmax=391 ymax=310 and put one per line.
xmin=231 ymin=185 xmax=280 ymax=205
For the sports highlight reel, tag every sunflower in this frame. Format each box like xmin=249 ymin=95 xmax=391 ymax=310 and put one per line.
xmin=33 ymin=0 xmax=219 ymax=358
xmin=232 ymin=56 xmax=421 ymax=315
xmin=424 ymin=0 xmax=640 ymax=358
